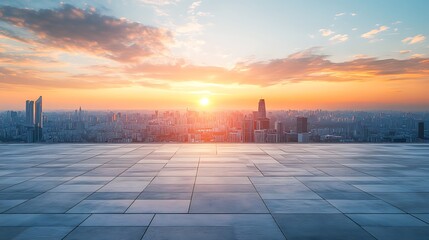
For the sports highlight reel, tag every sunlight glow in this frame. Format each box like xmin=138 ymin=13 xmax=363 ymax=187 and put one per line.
xmin=199 ymin=97 xmax=210 ymax=106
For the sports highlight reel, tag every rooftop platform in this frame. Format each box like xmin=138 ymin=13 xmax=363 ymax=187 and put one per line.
xmin=1 ymin=144 xmax=429 ymax=240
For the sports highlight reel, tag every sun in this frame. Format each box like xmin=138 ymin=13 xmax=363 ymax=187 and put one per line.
xmin=199 ymin=97 xmax=210 ymax=106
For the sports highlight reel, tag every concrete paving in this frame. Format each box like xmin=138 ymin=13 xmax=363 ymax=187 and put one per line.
xmin=0 ymin=144 xmax=429 ymax=239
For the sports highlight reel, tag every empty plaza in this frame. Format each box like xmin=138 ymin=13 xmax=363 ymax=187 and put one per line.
xmin=1 ymin=144 xmax=429 ymax=239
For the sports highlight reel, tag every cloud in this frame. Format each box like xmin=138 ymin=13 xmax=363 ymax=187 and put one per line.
xmin=139 ymin=0 xmax=180 ymax=6
xmin=351 ymin=13 xmax=357 ymax=16
xmin=319 ymin=29 xmax=334 ymax=37
xmin=402 ymin=34 xmax=426 ymax=44
xmin=330 ymin=34 xmax=349 ymax=43
xmin=361 ymin=26 xmax=389 ymax=39
xmin=335 ymin=13 xmax=345 ymax=17
xmin=399 ymin=50 xmax=411 ymax=54
xmin=411 ymin=54 xmax=424 ymax=58
xmin=0 ymin=5 xmax=172 ymax=62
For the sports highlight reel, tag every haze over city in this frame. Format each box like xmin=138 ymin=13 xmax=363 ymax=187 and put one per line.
xmin=1 ymin=0 xmax=429 ymax=111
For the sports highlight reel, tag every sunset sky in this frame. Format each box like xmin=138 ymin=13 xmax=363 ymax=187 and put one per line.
xmin=1 ymin=0 xmax=429 ymax=111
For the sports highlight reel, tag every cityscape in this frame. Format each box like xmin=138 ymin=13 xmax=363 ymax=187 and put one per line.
xmin=1 ymin=1 xmax=429 ymax=240
xmin=0 ymin=97 xmax=427 ymax=143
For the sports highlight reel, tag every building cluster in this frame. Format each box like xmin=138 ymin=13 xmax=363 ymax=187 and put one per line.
xmin=24 ymin=96 xmax=43 ymax=143
xmin=0 ymin=97 xmax=428 ymax=143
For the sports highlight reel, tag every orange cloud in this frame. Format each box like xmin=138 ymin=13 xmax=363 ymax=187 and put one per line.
xmin=361 ymin=25 xmax=389 ymax=39
xmin=402 ymin=34 xmax=426 ymax=45
xmin=0 ymin=5 xmax=172 ymax=62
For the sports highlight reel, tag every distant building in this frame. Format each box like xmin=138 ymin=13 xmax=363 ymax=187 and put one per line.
xmin=298 ymin=133 xmax=310 ymax=143
xmin=34 ymin=96 xmax=43 ymax=142
xmin=297 ymin=117 xmax=308 ymax=133
xmin=25 ymin=96 xmax=43 ymax=142
xmin=266 ymin=129 xmax=278 ymax=143
xmin=254 ymin=129 xmax=266 ymax=143
xmin=418 ymin=121 xmax=424 ymax=139
xmin=256 ymin=99 xmax=269 ymax=130
xmin=258 ymin=99 xmax=266 ymax=118
xmin=256 ymin=118 xmax=270 ymax=130
xmin=242 ymin=116 xmax=254 ymax=142
xmin=275 ymin=121 xmax=284 ymax=142
xmin=25 ymin=100 xmax=34 ymax=126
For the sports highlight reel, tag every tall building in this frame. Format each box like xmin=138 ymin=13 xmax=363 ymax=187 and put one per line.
xmin=258 ymin=99 xmax=266 ymax=118
xmin=25 ymin=100 xmax=34 ymax=126
xmin=256 ymin=99 xmax=269 ymax=130
xmin=418 ymin=121 xmax=425 ymax=139
xmin=297 ymin=117 xmax=308 ymax=133
xmin=242 ymin=116 xmax=254 ymax=142
xmin=275 ymin=121 xmax=284 ymax=142
xmin=35 ymin=96 xmax=43 ymax=128
xmin=25 ymin=96 xmax=43 ymax=142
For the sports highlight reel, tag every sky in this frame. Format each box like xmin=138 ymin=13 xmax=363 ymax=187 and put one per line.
xmin=1 ymin=0 xmax=429 ymax=111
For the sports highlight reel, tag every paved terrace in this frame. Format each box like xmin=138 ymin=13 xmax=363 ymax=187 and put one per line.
xmin=0 ymin=144 xmax=429 ymax=240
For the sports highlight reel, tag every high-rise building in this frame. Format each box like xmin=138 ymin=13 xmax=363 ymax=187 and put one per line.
xmin=275 ymin=121 xmax=284 ymax=142
xmin=35 ymin=96 xmax=43 ymax=128
xmin=418 ymin=121 xmax=425 ymax=139
xmin=297 ymin=117 xmax=308 ymax=133
xmin=25 ymin=100 xmax=34 ymax=126
xmin=256 ymin=118 xmax=270 ymax=130
xmin=242 ymin=116 xmax=254 ymax=142
xmin=258 ymin=99 xmax=266 ymax=118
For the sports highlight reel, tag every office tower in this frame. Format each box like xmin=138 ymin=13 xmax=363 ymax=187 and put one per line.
xmin=25 ymin=100 xmax=34 ymax=126
xmin=35 ymin=96 xmax=43 ymax=128
xmin=275 ymin=121 xmax=284 ymax=142
xmin=242 ymin=116 xmax=254 ymax=142
xmin=34 ymin=96 xmax=43 ymax=142
xmin=258 ymin=99 xmax=266 ymax=118
xmin=418 ymin=121 xmax=424 ymax=139
xmin=256 ymin=99 xmax=269 ymax=130
xmin=297 ymin=117 xmax=308 ymax=133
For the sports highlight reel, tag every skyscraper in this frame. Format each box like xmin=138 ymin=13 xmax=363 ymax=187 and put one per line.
xmin=297 ymin=117 xmax=308 ymax=133
xmin=242 ymin=116 xmax=254 ymax=142
xmin=418 ymin=121 xmax=425 ymax=139
xmin=256 ymin=99 xmax=269 ymax=130
xmin=34 ymin=96 xmax=43 ymax=141
xmin=258 ymin=99 xmax=266 ymax=118
xmin=25 ymin=100 xmax=34 ymax=126
xmin=35 ymin=96 xmax=43 ymax=128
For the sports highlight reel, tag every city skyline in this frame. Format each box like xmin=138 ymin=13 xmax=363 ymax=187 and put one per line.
xmin=1 ymin=1 xmax=429 ymax=111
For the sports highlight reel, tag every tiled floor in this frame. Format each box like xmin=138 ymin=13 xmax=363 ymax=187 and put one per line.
xmin=0 ymin=144 xmax=429 ymax=239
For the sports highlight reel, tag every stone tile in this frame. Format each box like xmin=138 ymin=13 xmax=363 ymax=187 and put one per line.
xmin=347 ymin=214 xmax=427 ymax=226
xmin=0 ymin=200 xmax=25 ymax=212
xmin=86 ymin=192 xmax=140 ymax=200
xmin=364 ymin=226 xmax=429 ymax=240
xmin=274 ymin=213 xmax=375 ymax=240
xmin=190 ymin=193 xmax=268 ymax=213
xmin=266 ymin=199 xmax=340 ymax=213
xmin=7 ymin=192 xmax=91 ymax=213
xmin=13 ymin=226 xmax=73 ymax=240
xmin=127 ymin=200 xmax=190 ymax=213
xmin=64 ymin=226 xmax=146 ymax=240
xmin=67 ymin=200 xmax=133 ymax=213
xmin=194 ymin=184 xmax=255 ymax=193
xmin=371 ymin=193 xmax=429 ymax=213
xmin=0 ymin=214 xmax=88 ymax=226
xmin=81 ymin=214 xmax=153 ymax=226
xmin=142 ymin=226 xmax=235 ymax=240
xmin=327 ymin=200 xmax=404 ymax=213
xmin=137 ymin=192 xmax=192 ymax=200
